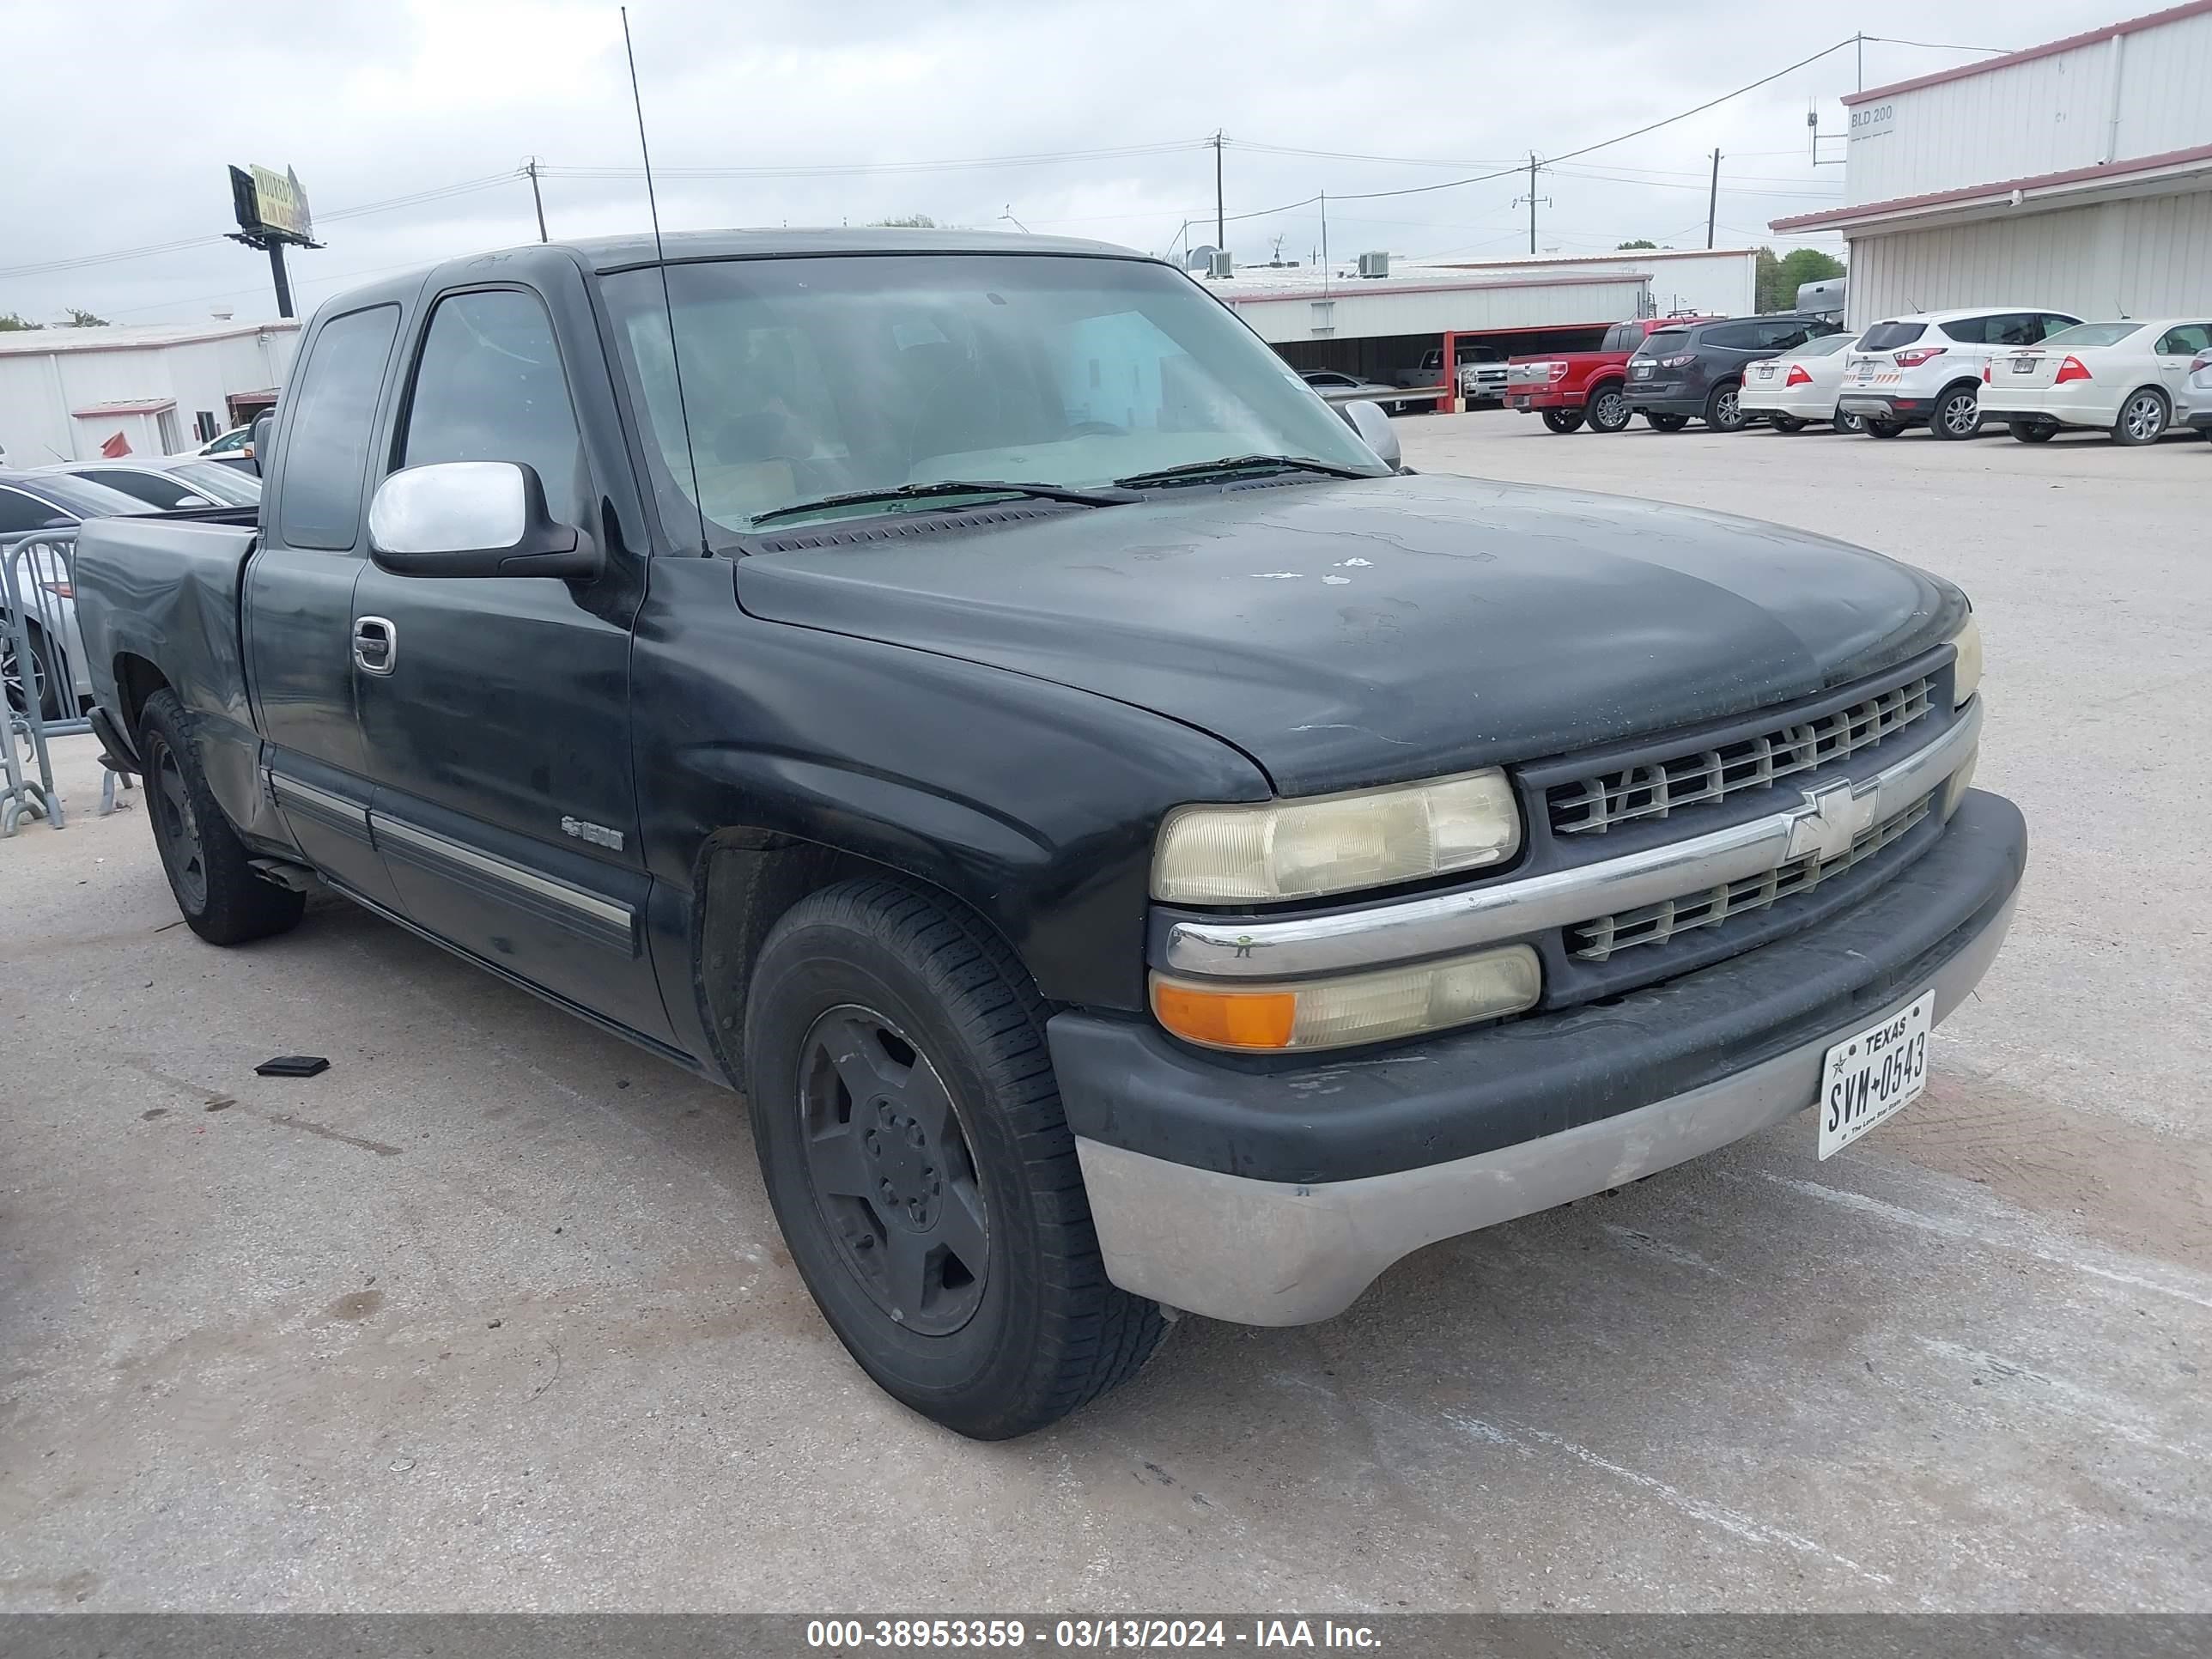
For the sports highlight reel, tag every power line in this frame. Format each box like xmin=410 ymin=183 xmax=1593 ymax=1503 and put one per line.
xmin=536 ymin=140 xmax=1206 ymax=181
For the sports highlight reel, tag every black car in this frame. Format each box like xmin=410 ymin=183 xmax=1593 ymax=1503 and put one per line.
xmin=1626 ymin=313 xmax=1844 ymax=432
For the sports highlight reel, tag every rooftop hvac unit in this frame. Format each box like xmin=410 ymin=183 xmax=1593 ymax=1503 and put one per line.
xmin=1207 ymin=249 xmax=1235 ymax=279
xmin=1357 ymin=250 xmax=1390 ymax=279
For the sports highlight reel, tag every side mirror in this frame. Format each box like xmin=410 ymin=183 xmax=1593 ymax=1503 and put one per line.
xmin=1339 ymin=400 xmax=1402 ymax=471
xmin=367 ymin=461 xmax=601 ymax=580
xmin=249 ymin=410 xmax=274 ymax=476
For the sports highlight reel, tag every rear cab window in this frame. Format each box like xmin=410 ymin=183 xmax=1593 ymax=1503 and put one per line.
xmin=277 ymin=304 xmax=402 ymax=551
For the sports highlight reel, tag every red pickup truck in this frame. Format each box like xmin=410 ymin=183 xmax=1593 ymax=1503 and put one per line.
xmin=1506 ymin=317 xmax=1715 ymax=434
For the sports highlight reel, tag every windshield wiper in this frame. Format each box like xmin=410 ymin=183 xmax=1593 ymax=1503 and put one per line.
xmin=1113 ymin=454 xmax=1375 ymax=488
xmin=749 ymin=478 xmax=1140 ymax=528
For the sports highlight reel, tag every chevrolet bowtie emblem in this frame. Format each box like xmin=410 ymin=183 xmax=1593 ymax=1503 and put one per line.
xmin=1787 ymin=779 xmax=1878 ymax=864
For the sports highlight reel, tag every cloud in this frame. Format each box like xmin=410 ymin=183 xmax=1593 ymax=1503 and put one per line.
xmin=0 ymin=0 xmax=2120 ymax=325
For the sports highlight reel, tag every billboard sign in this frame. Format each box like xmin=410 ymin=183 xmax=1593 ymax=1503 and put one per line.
xmin=228 ymin=164 xmax=315 ymax=244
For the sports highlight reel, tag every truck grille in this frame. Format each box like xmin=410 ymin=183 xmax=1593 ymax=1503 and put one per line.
xmin=1548 ymin=673 xmax=1934 ymax=836
xmin=1567 ymin=793 xmax=1933 ymax=962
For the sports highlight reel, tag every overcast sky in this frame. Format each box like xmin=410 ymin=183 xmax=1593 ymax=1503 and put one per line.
xmin=1 ymin=0 xmax=2128 ymax=327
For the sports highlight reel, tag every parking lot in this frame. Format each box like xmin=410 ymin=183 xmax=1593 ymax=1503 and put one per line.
xmin=2 ymin=409 xmax=2207 ymax=1613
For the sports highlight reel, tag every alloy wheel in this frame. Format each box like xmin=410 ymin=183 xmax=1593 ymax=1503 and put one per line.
xmin=1589 ymin=389 xmax=1631 ymax=432
xmin=1939 ymin=391 xmax=1981 ymax=437
xmin=797 ymin=1005 xmax=990 ymax=1336
xmin=151 ymin=738 xmax=209 ymax=912
xmin=2120 ymin=391 xmax=2167 ymax=444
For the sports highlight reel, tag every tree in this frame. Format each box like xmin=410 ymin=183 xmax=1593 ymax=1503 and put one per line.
xmin=0 ymin=312 xmax=42 ymax=331
xmin=871 ymin=214 xmax=936 ymax=228
xmin=1616 ymin=239 xmax=1658 ymax=249
xmin=1757 ymin=246 xmax=1845 ymax=311
xmin=64 ymin=307 xmax=110 ymax=327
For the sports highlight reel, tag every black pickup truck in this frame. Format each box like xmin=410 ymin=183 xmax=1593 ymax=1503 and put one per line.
xmin=74 ymin=229 xmax=2023 ymax=1439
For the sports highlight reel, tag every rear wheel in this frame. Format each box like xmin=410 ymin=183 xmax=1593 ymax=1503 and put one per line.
xmin=138 ymin=690 xmax=307 ymax=945
xmin=1768 ymin=416 xmax=1807 ymax=434
xmin=1705 ymin=381 xmax=1747 ymax=431
xmin=2009 ymin=419 xmax=2057 ymax=444
xmin=1864 ymin=419 xmax=1904 ymax=439
xmin=1586 ymin=384 xmax=1632 ymax=433
xmin=2112 ymin=387 xmax=2168 ymax=446
xmin=2 ymin=622 xmax=64 ymax=720
xmin=1540 ymin=409 xmax=1585 ymax=434
xmin=744 ymin=878 xmax=1168 ymax=1440
xmin=1645 ymin=412 xmax=1689 ymax=432
xmin=1929 ymin=383 xmax=1984 ymax=440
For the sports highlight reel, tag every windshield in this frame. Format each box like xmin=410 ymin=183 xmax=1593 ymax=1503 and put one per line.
xmin=21 ymin=473 xmax=157 ymax=517
xmin=600 ymin=252 xmax=1387 ymax=538
xmin=169 ymin=460 xmax=263 ymax=504
xmin=2039 ymin=322 xmax=2144 ymax=351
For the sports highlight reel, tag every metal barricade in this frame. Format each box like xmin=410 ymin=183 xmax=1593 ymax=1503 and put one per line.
xmin=3 ymin=528 xmax=131 ymax=836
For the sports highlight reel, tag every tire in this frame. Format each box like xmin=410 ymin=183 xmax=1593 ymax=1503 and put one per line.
xmin=1768 ymin=416 xmax=1807 ymax=434
xmin=1704 ymin=381 xmax=1747 ymax=432
xmin=2009 ymin=419 xmax=2057 ymax=444
xmin=1586 ymin=384 xmax=1632 ymax=433
xmin=3 ymin=621 xmax=64 ymax=720
xmin=744 ymin=877 xmax=1168 ymax=1440
xmin=2112 ymin=387 xmax=2169 ymax=447
xmin=1929 ymin=383 xmax=1984 ymax=441
xmin=1864 ymin=420 xmax=1904 ymax=439
xmin=1645 ymin=412 xmax=1689 ymax=432
xmin=1540 ymin=409 xmax=1585 ymax=434
xmin=1833 ymin=409 xmax=1864 ymax=434
xmin=137 ymin=690 xmax=307 ymax=945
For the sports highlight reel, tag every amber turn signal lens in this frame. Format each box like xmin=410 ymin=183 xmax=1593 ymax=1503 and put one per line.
xmin=1151 ymin=981 xmax=1298 ymax=1051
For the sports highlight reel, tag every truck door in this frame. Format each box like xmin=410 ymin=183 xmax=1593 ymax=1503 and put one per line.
xmin=348 ymin=281 xmax=671 ymax=1044
xmin=245 ymin=300 xmax=410 ymax=912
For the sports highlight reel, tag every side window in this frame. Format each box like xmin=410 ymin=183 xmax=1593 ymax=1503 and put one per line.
xmin=1759 ymin=320 xmax=1813 ymax=350
xmin=278 ymin=304 xmax=400 ymax=551
xmin=1992 ymin=313 xmax=2045 ymax=346
xmin=399 ymin=289 xmax=585 ymax=522
xmin=0 ymin=487 xmax=58 ymax=535
xmin=2155 ymin=324 xmax=2212 ymax=356
xmin=80 ymin=470 xmax=184 ymax=509
xmin=2043 ymin=314 xmax=2080 ymax=341
xmin=1938 ymin=315 xmax=1990 ymax=345
xmin=1701 ymin=324 xmax=1755 ymax=350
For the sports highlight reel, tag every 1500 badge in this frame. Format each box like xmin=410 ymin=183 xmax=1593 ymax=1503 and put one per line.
xmin=560 ymin=816 xmax=624 ymax=850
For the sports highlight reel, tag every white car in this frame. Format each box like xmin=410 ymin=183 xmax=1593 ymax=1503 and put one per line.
xmin=48 ymin=455 xmax=263 ymax=509
xmin=2187 ymin=346 xmax=2212 ymax=441
xmin=1980 ymin=319 xmax=2212 ymax=445
xmin=1740 ymin=332 xmax=1863 ymax=433
xmin=1838 ymin=307 xmax=2081 ymax=440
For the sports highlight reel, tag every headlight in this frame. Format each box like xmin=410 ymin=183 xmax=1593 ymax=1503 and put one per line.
xmin=1151 ymin=945 xmax=1541 ymax=1053
xmin=1152 ymin=769 xmax=1521 ymax=902
xmin=1950 ymin=613 xmax=1982 ymax=708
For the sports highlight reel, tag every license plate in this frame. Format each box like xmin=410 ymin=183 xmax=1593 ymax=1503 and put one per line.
xmin=1851 ymin=363 xmax=1875 ymax=382
xmin=1512 ymin=396 xmax=1532 ymax=409
xmin=1752 ymin=364 xmax=1774 ymax=380
xmin=1632 ymin=362 xmax=1652 ymax=378
xmin=1818 ymin=990 xmax=1934 ymax=1159
xmin=2011 ymin=357 xmax=2038 ymax=372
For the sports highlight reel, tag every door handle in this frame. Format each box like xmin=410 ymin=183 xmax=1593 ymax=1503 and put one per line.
xmin=352 ymin=615 xmax=397 ymax=676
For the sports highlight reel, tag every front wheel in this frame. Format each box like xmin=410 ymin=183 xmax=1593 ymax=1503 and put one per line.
xmin=1833 ymin=409 xmax=1865 ymax=434
xmin=1705 ymin=381 xmax=1747 ymax=431
xmin=744 ymin=878 xmax=1168 ymax=1440
xmin=2112 ymin=388 xmax=2169 ymax=446
xmin=138 ymin=690 xmax=307 ymax=945
xmin=1586 ymin=385 xmax=1632 ymax=433
xmin=1930 ymin=384 xmax=1984 ymax=441
xmin=1768 ymin=416 xmax=1807 ymax=434
xmin=2009 ymin=420 xmax=2057 ymax=444
xmin=1540 ymin=409 xmax=1585 ymax=434
xmin=1864 ymin=419 xmax=1905 ymax=439
xmin=1645 ymin=412 xmax=1689 ymax=432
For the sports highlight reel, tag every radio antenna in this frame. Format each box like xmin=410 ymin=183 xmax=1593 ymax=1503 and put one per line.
xmin=621 ymin=5 xmax=708 ymax=555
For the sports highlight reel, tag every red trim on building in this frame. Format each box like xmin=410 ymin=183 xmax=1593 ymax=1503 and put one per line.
xmin=1770 ymin=141 xmax=2212 ymax=231
xmin=1841 ymin=0 xmax=2212 ymax=106
xmin=70 ymin=398 xmax=178 ymax=417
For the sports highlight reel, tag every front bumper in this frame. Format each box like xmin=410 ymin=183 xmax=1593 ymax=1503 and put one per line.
xmin=1052 ymin=788 xmax=2025 ymax=1326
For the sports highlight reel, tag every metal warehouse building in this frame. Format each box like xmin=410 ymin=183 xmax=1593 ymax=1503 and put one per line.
xmin=1772 ymin=1 xmax=2212 ymax=328
xmin=0 ymin=319 xmax=300 ymax=468
xmin=1200 ymin=248 xmax=1759 ymax=394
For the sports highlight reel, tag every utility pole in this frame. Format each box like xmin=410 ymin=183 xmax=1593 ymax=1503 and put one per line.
xmin=1705 ymin=149 xmax=1722 ymax=249
xmin=526 ymin=157 xmax=548 ymax=242
xmin=1512 ymin=154 xmax=1550 ymax=255
xmin=1211 ymin=131 xmax=1225 ymax=252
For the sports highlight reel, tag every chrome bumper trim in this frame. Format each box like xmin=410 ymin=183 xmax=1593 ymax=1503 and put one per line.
xmin=1087 ymin=887 xmax=2015 ymax=1326
xmin=1159 ymin=699 xmax=1981 ymax=980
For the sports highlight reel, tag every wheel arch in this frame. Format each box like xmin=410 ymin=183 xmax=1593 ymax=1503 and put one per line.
xmin=112 ymin=651 xmax=172 ymax=740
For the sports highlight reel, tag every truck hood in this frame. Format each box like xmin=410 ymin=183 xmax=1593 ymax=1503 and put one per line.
xmin=733 ymin=473 xmax=1963 ymax=796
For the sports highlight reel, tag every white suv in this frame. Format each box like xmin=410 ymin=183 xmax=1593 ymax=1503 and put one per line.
xmin=1838 ymin=307 xmax=2081 ymax=440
